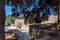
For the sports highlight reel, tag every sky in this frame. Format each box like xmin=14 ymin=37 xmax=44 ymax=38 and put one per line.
xmin=5 ymin=0 xmax=57 ymax=16
xmin=5 ymin=5 xmax=12 ymax=16
xmin=5 ymin=6 xmax=56 ymax=16
xmin=5 ymin=0 xmax=39 ymax=16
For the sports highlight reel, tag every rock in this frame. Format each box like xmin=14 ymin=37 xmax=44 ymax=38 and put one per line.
xmin=5 ymin=31 xmax=18 ymax=40
xmin=11 ymin=30 xmax=32 ymax=40
xmin=47 ymin=35 xmax=60 ymax=40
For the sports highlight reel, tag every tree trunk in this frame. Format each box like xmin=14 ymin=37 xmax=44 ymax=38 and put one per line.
xmin=58 ymin=0 xmax=60 ymax=20
xmin=56 ymin=0 xmax=60 ymax=30
xmin=0 ymin=0 xmax=6 ymax=40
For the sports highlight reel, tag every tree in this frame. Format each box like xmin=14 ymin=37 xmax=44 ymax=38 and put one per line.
xmin=0 ymin=0 xmax=6 ymax=40
xmin=6 ymin=15 xmax=15 ymax=25
xmin=57 ymin=0 xmax=60 ymax=30
xmin=58 ymin=0 xmax=60 ymax=22
xmin=5 ymin=0 xmax=58 ymax=24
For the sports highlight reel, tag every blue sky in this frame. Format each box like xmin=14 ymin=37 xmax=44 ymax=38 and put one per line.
xmin=5 ymin=5 xmax=12 ymax=16
xmin=5 ymin=0 xmax=57 ymax=16
xmin=5 ymin=6 xmax=56 ymax=16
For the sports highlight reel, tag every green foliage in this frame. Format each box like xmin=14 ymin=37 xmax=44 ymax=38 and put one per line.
xmin=6 ymin=15 xmax=15 ymax=25
xmin=5 ymin=0 xmax=58 ymax=24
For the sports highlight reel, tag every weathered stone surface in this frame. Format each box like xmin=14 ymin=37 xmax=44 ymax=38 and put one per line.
xmin=11 ymin=30 xmax=32 ymax=40
xmin=47 ymin=35 xmax=60 ymax=40
xmin=5 ymin=31 xmax=18 ymax=40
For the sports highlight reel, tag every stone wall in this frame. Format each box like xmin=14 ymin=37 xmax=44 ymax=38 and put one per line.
xmin=29 ymin=24 xmax=58 ymax=39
